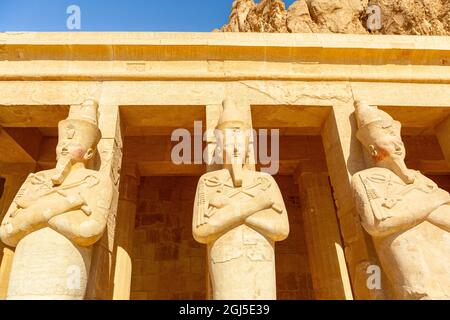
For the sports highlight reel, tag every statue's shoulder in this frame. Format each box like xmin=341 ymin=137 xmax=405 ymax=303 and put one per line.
xmin=251 ymin=170 xmax=271 ymax=177
xmin=351 ymin=168 xmax=398 ymax=203
xmin=23 ymin=169 xmax=57 ymax=184
xmin=82 ymin=168 xmax=104 ymax=179
xmin=33 ymin=168 xmax=58 ymax=178
xmin=352 ymin=167 xmax=393 ymax=185
xmin=78 ymin=169 xmax=112 ymax=190
xmin=198 ymin=169 xmax=229 ymax=182
xmin=249 ymin=170 xmax=275 ymax=181
xmin=412 ymin=170 xmax=434 ymax=183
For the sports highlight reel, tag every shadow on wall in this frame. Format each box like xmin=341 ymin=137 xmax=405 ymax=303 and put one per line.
xmin=0 ymin=177 xmax=5 ymax=200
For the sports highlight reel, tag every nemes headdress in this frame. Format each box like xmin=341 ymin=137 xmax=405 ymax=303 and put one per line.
xmin=217 ymin=99 xmax=250 ymax=130
xmin=58 ymin=99 xmax=102 ymax=148
xmin=354 ymin=100 xmax=401 ymax=147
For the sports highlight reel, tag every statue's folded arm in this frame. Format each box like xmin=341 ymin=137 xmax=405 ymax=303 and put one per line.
xmin=0 ymin=174 xmax=113 ymax=248
xmin=244 ymin=176 xmax=289 ymax=242
xmin=192 ymin=176 xmax=278 ymax=244
xmin=428 ymin=204 xmax=450 ymax=233
xmin=47 ymin=177 xmax=114 ymax=247
xmin=352 ymin=173 xmax=449 ymax=237
xmin=0 ymin=191 xmax=85 ymax=247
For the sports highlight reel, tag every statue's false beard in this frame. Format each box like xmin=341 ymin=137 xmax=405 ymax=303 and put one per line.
xmin=383 ymin=156 xmax=415 ymax=184
xmin=231 ymin=162 xmax=243 ymax=188
xmin=51 ymin=155 xmax=72 ymax=186
xmin=227 ymin=154 xmax=245 ymax=188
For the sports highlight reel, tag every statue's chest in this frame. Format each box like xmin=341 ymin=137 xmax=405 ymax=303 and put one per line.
xmin=364 ymin=171 xmax=437 ymax=200
xmin=35 ymin=174 xmax=97 ymax=193
xmin=18 ymin=172 xmax=100 ymax=208
xmin=204 ymin=173 xmax=271 ymax=200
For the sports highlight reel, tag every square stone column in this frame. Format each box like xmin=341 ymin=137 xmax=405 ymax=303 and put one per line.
xmin=321 ymin=103 xmax=385 ymax=300
xmin=295 ymin=161 xmax=353 ymax=300
xmin=112 ymin=164 xmax=139 ymax=300
xmin=436 ymin=115 xmax=450 ymax=165
xmin=85 ymin=104 xmax=124 ymax=300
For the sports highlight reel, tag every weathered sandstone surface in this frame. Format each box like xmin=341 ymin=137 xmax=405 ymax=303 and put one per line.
xmin=218 ymin=0 xmax=450 ymax=35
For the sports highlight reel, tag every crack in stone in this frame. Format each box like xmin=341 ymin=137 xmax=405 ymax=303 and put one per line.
xmin=238 ymin=81 xmax=352 ymax=104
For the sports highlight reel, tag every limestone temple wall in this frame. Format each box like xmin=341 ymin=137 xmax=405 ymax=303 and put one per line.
xmin=131 ymin=176 xmax=207 ymax=300
xmin=0 ymin=32 xmax=449 ymax=300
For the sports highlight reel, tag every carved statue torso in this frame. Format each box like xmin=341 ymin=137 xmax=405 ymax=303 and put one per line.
xmin=0 ymin=167 xmax=112 ymax=300
xmin=202 ymin=170 xmax=276 ymax=263
xmin=352 ymin=167 xmax=450 ymax=299
xmin=0 ymin=100 xmax=113 ymax=300
xmin=1 ymin=167 xmax=112 ymax=248
xmin=193 ymin=169 xmax=289 ymax=300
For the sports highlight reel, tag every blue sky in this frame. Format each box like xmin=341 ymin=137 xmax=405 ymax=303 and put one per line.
xmin=0 ymin=0 xmax=297 ymax=32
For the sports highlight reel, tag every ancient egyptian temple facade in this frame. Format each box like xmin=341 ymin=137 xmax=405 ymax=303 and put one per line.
xmin=0 ymin=32 xmax=449 ymax=300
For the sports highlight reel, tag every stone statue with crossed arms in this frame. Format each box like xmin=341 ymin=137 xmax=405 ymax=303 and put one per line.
xmin=351 ymin=101 xmax=450 ymax=300
xmin=193 ymin=99 xmax=289 ymax=300
xmin=0 ymin=100 xmax=113 ymax=300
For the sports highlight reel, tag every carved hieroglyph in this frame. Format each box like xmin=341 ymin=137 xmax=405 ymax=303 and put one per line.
xmin=0 ymin=100 xmax=113 ymax=300
xmin=351 ymin=101 xmax=450 ymax=300
xmin=192 ymin=99 xmax=289 ymax=300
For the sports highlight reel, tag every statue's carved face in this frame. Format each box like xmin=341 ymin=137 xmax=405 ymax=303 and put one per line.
xmin=217 ymin=128 xmax=249 ymax=165
xmin=56 ymin=126 xmax=94 ymax=163
xmin=367 ymin=125 xmax=414 ymax=184
xmin=369 ymin=127 xmax=405 ymax=163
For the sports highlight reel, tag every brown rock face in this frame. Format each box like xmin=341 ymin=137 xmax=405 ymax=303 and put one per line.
xmin=377 ymin=0 xmax=450 ymax=35
xmin=286 ymin=0 xmax=314 ymax=33
xmin=221 ymin=0 xmax=288 ymax=32
xmin=218 ymin=0 xmax=450 ymax=35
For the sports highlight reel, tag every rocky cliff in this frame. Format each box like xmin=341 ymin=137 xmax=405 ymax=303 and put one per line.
xmin=218 ymin=0 xmax=450 ymax=35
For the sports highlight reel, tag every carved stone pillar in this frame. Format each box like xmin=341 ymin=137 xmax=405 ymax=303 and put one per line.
xmin=295 ymin=161 xmax=353 ymax=300
xmin=351 ymin=101 xmax=450 ymax=300
xmin=85 ymin=104 xmax=123 ymax=300
xmin=112 ymin=164 xmax=139 ymax=300
xmin=0 ymin=172 xmax=33 ymax=299
xmin=204 ymin=102 xmax=257 ymax=300
xmin=436 ymin=115 xmax=450 ymax=165
xmin=1 ymin=101 xmax=116 ymax=300
xmin=204 ymin=104 xmax=222 ymax=300
xmin=194 ymin=100 xmax=289 ymax=300
xmin=321 ymin=103 xmax=385 ymax=300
